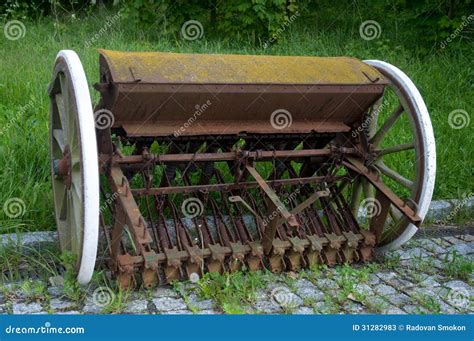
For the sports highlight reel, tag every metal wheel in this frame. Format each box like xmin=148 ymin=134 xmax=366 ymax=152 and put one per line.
xmin=350 ymin=60 xmax=436 ymax=252
xmin=49 ymin=50 xmax=100 ymax=285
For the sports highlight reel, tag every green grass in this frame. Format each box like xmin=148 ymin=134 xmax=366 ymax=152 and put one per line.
xmin=0 ymin=241 xmax=61 ymax=283
xmin=441 ymin=251 xmax=474 ymax=283
xmin=0 ymin=9 xmax=472 ymax=233
xmin=196 ymin=270 xmax=267 ymax=313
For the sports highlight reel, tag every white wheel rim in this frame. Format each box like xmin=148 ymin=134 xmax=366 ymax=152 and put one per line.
xmin=364 ymin=60 xmax=436 ymax=252
xmin=50 ymin=50 xmax=100 ymax=285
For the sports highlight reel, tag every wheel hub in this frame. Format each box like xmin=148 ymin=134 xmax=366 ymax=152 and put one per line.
xmin=53 ymin=146 xmax=72 ymax=188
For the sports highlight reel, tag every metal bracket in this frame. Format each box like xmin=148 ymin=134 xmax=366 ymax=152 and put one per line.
xmin=307 ymin=235 xmax=328 ymax=252
xmin=184 ymin=244 xmax=204 ymax=265
xmin=341 ymin=231 xmax=363 ymax=263
xmin=289 ymin=237 xmax=305 ymax=253
xmin=343 ymin=231 xmax=363 ymax=248
xmin=343 ymin=157 xmax=422 ymax=225
xmin=245 ymin=164 xmax=299 ymax=227
xmin=163 ymin=247 xmax=182 ymax=281
xmin=116 ymin=253 xmax=136 ymax=289
xmin=323 ymin=233 xmax=345 ymax=266
xmin=230 ymin=242 xmax=246 ymax=261
xmin=291 ymin=190 xmax=330 ymax=215
xmin=247 ymin=241 xmax=264 ymax=271
xmin=324 ymin=233 xmax=345 ymax=249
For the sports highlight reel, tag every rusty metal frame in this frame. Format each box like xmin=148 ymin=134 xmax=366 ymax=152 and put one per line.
xmin=90 ymin=51 xmax=426 ymax=288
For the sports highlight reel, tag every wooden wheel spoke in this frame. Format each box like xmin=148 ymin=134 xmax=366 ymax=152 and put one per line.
xmin=71 ymin=154 xmax=81 ymax=168
xmin=68 ymin=191 xmax=83 ymax=255
xmin=375 ymin=161 xmax=414 ymax=189
xmin=377 ymin=142 xmax=415 ymax=157
xmin=66 ymin=192 xmax=76 ymax=252
xmin=53 ymin=129 xmax=66 ymax=152
xmin=362 ymin=177 xmax=374 ymax=199
xmin=68 ymin=113 xmax=77 ymax=148
xmin=59 ymin=73 xmax=78 ymax=147
xmin=367 ymin=97 xmax=383 ymax=139
xmin=370 ymin=104 xmax=404 ymax=147
xmin=350 ymin=178 xmax=363 ymax=215
xmin=59 ymin=73 xmax=70 ymax=112
xmin=55 ymin=93 xmax=68 ymax=141
xmin=369 ymin=191 xmax=391 ymax=242
xmin=59 ymin=186 xmax=68 ymax=220
xmin=71 ymin=171 xmax=82 ymax=201
xmin=389 ymin=205 xmax=402 ymax=222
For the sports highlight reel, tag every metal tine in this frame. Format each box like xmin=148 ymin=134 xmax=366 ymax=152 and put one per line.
xmin=213 ymin=169 xmax=250 ymax=244
xmin=319 ymin=194 xmax=343 ymax=235
xmin=284 ymin=176 xmax=318 ymax=238
xmin=177 ymin=141 xmax=202 ymax=181
xmin=330 ymin=185 xmax=359 ymax=233
xmin=333 ymin=185 xmax=357 ymax=234
xmin=222 ymin=140 xmax=241 ymax=178
xmin=198 ymin=144 xmax=219 ymax=185
xmin=209 ymin=197 xmax=233 ymax=246
xmin=286 ymin=161 xmax=327 ymax=238
xmin=143 ymin=194 xmax=162 ymax=252
xmin=276 ymin=166 xmax=297 ymax=239
xmin=153 ymin=195 xmax=174 ymax=250
xmin=232 ymin=196 xmax=252 ymax=244
xmin=278 ymin=160 xmax=311 ymax=239
xmin=159 ymin=143 xmax=181 ymax=187
xmin=278 ymin=157 xmax=312 ymax=268
xmin=152 ymin=194 xmax=185 ymax=281
xmin=211 ymin=199 xmax=245 ymax=271
xmin=167 ymin=200 xmax=185 ymax=249
xmin=245 ymin=193 xmax=264 ymax=240
xmin=176 ymin=153 xmax=213 ymax=247
xmin=215 ymin=174 xmax=257 ymax=272
xmin=168 ymin=199 xmax=192 ymax=278
xmin=172 ymin=194 xmax=206 ymax=279
xmin=325 ymin=190 xmax=350 ymax=233
xmin=329 ymin=185 xmax=364 ymax=262
xmin=289 ymin=190 xmax=309 ymax=238
xmin=306 ymin=188 xmax=328 ymax=237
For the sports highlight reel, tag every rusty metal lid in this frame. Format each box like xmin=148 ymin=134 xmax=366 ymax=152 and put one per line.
xmin=98 ymin=49 xmax=384 ymax=85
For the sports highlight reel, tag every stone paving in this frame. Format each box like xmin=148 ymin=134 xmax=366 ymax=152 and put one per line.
xmin=0 ymin=233 xmax=472 ymax=315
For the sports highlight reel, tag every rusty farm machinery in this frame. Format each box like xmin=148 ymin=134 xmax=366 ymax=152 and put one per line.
xmin=48 ymin=50 xmax=435 ymax=288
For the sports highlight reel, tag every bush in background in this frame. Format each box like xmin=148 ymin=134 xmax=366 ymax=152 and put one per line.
xmin=1 ymin=0 xmax=472 ymax=50
xmin=120 ymin=0 xmax=299 ymax=44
